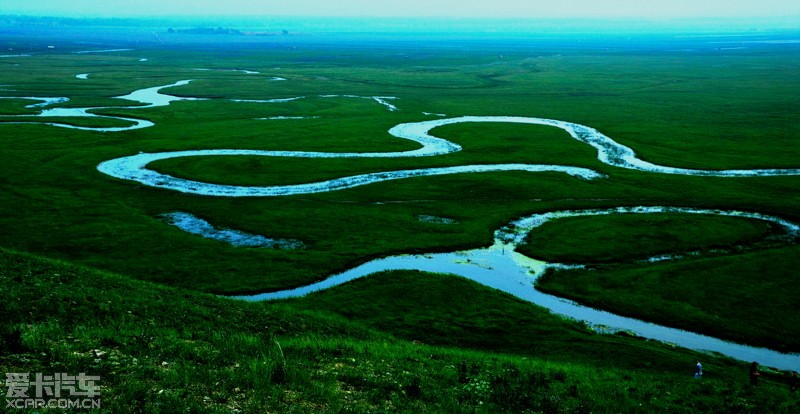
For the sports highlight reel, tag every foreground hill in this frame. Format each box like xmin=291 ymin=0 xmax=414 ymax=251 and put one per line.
xmin=1 ymin=248 xmax=798 ymax=413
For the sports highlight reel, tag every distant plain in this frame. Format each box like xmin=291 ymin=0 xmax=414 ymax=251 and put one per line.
xmin=1 ymin=24 xmax=799 ymax=411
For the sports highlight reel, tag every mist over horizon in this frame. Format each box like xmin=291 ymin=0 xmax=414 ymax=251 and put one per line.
xmin=3 ymin=0 xmax=800 ymax=19
xmin=2 ymin=0 xmax=800 ymax=34
xmin=1 ymin=13 xmax=799 ymax=36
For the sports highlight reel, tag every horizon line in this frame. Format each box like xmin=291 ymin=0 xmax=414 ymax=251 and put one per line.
xmin=3 ymin=13 xmax=800 ymax=21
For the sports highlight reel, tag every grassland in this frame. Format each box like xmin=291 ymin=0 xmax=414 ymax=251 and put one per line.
xmin=517 ymin=213 xmax=785 ymax=264
xmin=536 ymin=245 xmax=800 ymax=352
xmin=3 ymin=248 xmax=800 ymax=413
xmin=1 ymin=25 xmax=799 ymax=411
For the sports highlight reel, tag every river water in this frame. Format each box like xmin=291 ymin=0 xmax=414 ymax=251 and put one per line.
xmin=3 ymin=80 xmax=800 ymax=369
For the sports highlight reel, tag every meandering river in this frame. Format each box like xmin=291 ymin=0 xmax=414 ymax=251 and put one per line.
xmin=3 ymin=80 xmax=800 ymax=369
xmin=234 ymin=206 xmax=800 ymax=370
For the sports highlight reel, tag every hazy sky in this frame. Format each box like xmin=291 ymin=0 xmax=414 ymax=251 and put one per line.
xmin=2 ymin=0 xmax=800 ymax=19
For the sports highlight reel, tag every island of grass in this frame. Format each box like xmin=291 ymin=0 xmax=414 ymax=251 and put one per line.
xmin=513 ymin=212 xmax=800 ymax=351
xmin=517 ymin=213 xmax=785 ymax=264
xmin=536 ymin=245 xmax=800 ymax=352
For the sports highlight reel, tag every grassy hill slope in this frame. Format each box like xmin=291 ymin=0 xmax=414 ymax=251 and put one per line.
xmin=2 ymin=248 xmax=798 ymax=413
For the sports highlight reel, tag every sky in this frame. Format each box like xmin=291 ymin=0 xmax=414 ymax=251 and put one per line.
xmin=2 ymin=0 xmax=800 ymax=20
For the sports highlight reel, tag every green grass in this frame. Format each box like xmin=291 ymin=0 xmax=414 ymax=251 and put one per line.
xmin=0 ymin=115 xmax=136 ymax=128
xmin=1 ymin=38 xmax=799 ymax=296
xmin=517 ymin=213 xmax=785 ymax=263
xmin=148 ymin=122 xmax=598 ymax=186
xmin=1 ymin=32 xmax=798 ymax=333
xmin=287 ymin=270 xmax=702 ymax=368
xmin=1 ymin=29 xmax=800 ymax=411
xmin=515 ymin=211 xmax=800 ymax=351
xmin=3 ymin=248 xmax=799 ymax=413
xmin=536 ymin=245 xmax=800 ymax=351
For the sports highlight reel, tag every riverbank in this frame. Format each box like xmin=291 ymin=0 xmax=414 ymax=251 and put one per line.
xmin=233 ymin=206 xmax=800 ymax=368
xmin=3 ymin=248 xmax=799 ymax=413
